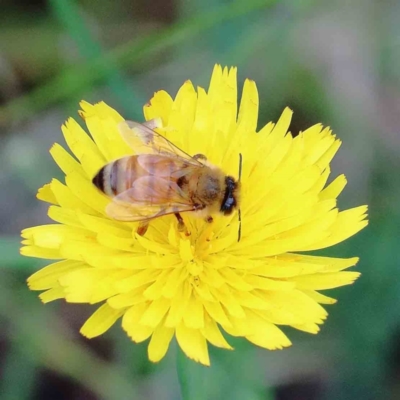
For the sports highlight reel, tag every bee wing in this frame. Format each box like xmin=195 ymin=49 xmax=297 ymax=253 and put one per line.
xmin=105 ymin=176 xmax=197 ymax=222
xmin=118 ymin=120 xmax=202 ymax=167
xmin=135 ymin=154 xmax=197 ymax=179
xmin=106 ymin=201 xmax=197 ymax=222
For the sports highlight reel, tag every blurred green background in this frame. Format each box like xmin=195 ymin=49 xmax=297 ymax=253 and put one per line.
xmin=1 ymin=0 xmax=399 ymax=399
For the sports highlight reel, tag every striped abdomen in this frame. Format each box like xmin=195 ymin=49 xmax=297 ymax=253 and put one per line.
xmin=92 ymin=154 xmax=189 ymax=199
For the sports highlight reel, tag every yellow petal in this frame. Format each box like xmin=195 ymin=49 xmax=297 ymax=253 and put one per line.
xmin=107 ymin=288 xmax=147 ymax=308
xmin=83 ymin=104 xmax=128 ymax=162
xmin=309 ymin=166 xmax=331 ymax=195
xmin=208 ymin=65 xmax=238 ymax=139
xmin=148 ymin=324 xmax=175 ymax=362
xmin=315 ymin=135 xmax=341 ymax=170
xmin=22 ymin=224 xmax=94 ymax=249
xmin=122 ymin=304 xmax=154 ymax=342
xmin=243 ymin=275 xmax=295 ymax=291
xmin=218 ymin=268 xmax=253 ymax=291
xmin=139 ymin=298 xmax=171 ymax=328
xmin=237 ymin=79 xmax=258 ymax=134
xmin=202 ymin=300 xmax=232 ymax=327
xmin=50 ymin=143 xmax=84 ymax=177
xmin=200 ymin=267 xmax=225 ymax=288
xmin=250 ymin=258 xmax=323 ymax=278
xmin=209 ymin=285 xmax=245 ymax=318
xmin=39 ymin=286 xmax=65 ymax=303
xmin=50 ymin=179 xmax=94 ymax=214
xmin=96 ymin=232 xmax=135 ymax=252
xmin=169 ymin=80 xmax=197 ymax=142
xmin=182 ymin=294 xmax=204 ymax=329
xmin=20 ymin=246 xmax=61 ymax=260
xmin=59 ymin=240 xmax=119 ymax=265
xmin=222 ymin=315 xmax=253 ymax=337
xmin=303 ymin=206 xmax=368 ymax=250
xmin=191 ymin=86 xmax=213 ymax=157
xmin=302 ymin=290 xmax=337 ymax=305
xmin=290 ymin=254 xmax=359 ymax=272
xmin=144 ymin=270 xmax=172 ymax=300
xmin=80 ymin=100 xmax=123 ymax=122
xmin=258 ymin=290 xmax=328 ymax=324
xmin=59 ymin=268 xmax=128 ymax=303
xmin=89 ymin=271 xmax=132 ymax=304
xmin=251 ymin=254 xmax=358 ymax=279
xmin=48 ymin=206 xmax=82 ymax=228
xmin=201 ymin=314 xmax=233 ymax=350
xmin=269 ymin=107 xmax=293 ymax=139
xmin=290 ymin=271 xmax=361 ymax=290
xmin=62 ymin=118 xmax=105 ymax=177
xmin=77 ymin=212 xmax=132 ymax=237
xmin=176 ymin=323 xmax=210 ymax=366
xmin=291 ymin=322 xmax=320 ymax=334
xmin=165 ymin=282 xmax=191 ymax=327
xmin=65 ymin=171 xmax=109 ymax=215
xmin=37 ymin=183 xmax=58 ymax=204
xmin=208 ymin=64 xmax=223 ymax=109
xmin=319 ymin=174 xmax=347 ymax=200
xmin=144 ymin=90 xmax=174 ymax=127
xmin=162 ymin=267 xmax=189 ymax=299
xmin=80 ymin=303 xmax=124 ymax=338
xmin=116 ymin=269 xmax=164 ymax=293
xmin=233 ymin=291 xmax=270 ymax=310
xmin=28 ymin=260 xmax=84 ymax=290
xmin=246 ymin=320 xmax=291 ymax=350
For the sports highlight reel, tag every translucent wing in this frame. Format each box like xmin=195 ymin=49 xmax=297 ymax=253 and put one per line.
xmin=106 ymin=201 xmax=198 ymax=222
xmin=118 ymin=120 xmax=202 ymax=167
xmin=135 ymin=154 xmax=197 ymax=179
xmin=105 ymin=176 xmax=198 ymax=222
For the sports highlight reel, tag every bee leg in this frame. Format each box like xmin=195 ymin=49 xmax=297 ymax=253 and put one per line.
xmin=174 ymin=213 xmax=190 ymax=236
xmin=205 ymin=216 xmax=213 ymax=224
xmin=193 ymin=153 xmax=207 ymax=162
xmin=137 ymin=222 xmax=149 ymax=236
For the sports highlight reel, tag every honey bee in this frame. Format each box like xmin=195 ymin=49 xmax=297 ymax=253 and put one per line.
xmin=92 ymin=119 xmax=242 ymax=240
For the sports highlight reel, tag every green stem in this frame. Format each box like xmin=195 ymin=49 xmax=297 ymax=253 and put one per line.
xmin=176 ymin=348 xmax=210 ymax=400
xmin=49 ymin=0 xmax=143 ymax=117
xmin=176 ymin=343 xmax=277 ymax=400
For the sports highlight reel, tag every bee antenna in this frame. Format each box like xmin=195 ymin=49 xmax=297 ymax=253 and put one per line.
xmin=238 ymin=153 xmax=243 ymax=182
xmin=238 ymin=153 xmax=243 ymax=242
xmin=238 ymin=208 xmax=242 ymax=242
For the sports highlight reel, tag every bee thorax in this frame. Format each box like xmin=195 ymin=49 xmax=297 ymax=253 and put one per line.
xmin=196 ymin=174 xmax=222 ymax=203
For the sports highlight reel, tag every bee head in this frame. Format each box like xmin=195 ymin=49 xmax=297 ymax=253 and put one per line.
xmin=220 ymin=176 xmax=239 ymax=216
xmin=222 ymin=153 xmax=243 ymax=242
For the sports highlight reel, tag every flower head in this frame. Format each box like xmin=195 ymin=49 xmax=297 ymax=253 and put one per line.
xmin=22 ymin=65 xmax=368 ymax=365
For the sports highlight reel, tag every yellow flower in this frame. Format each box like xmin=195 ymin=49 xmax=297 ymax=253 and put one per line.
xmin=22 ymin=65 xmax=368 ymax=366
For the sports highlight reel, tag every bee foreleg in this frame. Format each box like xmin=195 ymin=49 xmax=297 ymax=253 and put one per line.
xmin=137 ymin=222 xmax=149 ymax=236
xmin=174 ymin=213 xmax=190 ymax=236
xmin=193 ymin=153 xmax=207 ymax=162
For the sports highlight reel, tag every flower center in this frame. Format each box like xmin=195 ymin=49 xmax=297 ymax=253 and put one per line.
xmin=186 ymin=259 xmax=203 ymax=276
xmin=178 ymin=235 xmax=205 ymax=287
